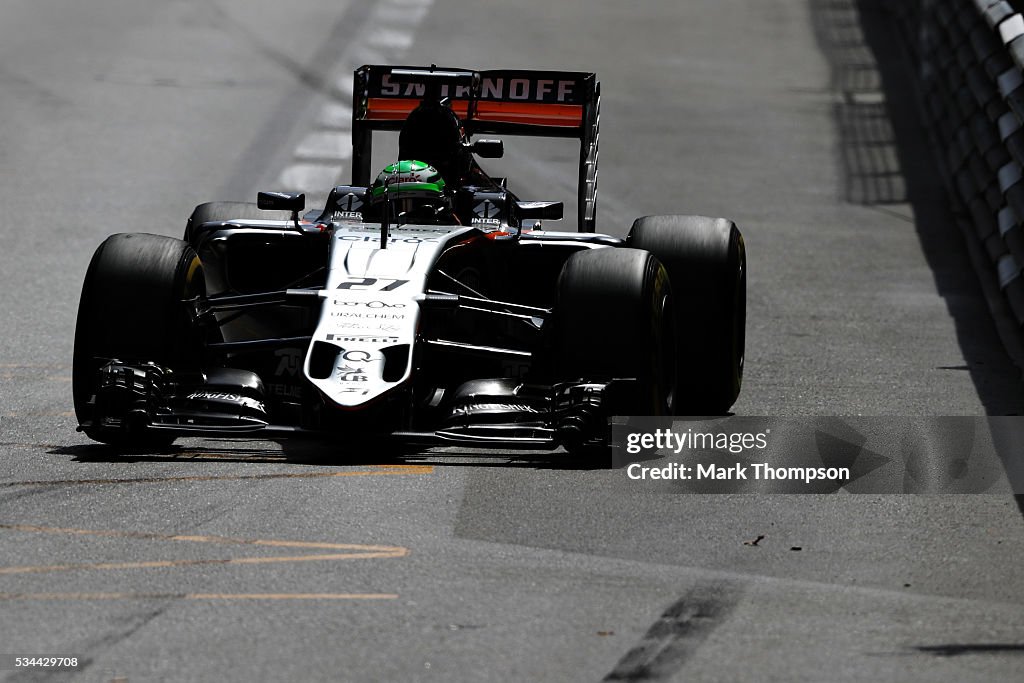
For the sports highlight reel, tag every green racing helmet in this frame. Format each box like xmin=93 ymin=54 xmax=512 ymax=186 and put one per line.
xmin=370 ymin=160 xmax=454 ymax=223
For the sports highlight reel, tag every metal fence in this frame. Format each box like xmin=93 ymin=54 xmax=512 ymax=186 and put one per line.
xmin=889 ymin=0 xmax=1024 ymax=327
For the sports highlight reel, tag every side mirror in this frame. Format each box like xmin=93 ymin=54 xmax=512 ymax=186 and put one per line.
xmin=516 ymin=201 xmax=563 ymax=221
xmin=471 ymin=139 xmax=504 ymax=159
xmin=258 ymin=191 xmax=305 ymax=213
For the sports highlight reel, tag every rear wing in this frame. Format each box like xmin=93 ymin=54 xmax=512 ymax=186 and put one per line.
xmin=351 ymin=65 xmax=600 ymax=232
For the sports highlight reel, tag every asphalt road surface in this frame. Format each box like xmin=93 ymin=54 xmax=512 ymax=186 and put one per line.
xmin=2 ymin=0 xmax=1024 ymax=681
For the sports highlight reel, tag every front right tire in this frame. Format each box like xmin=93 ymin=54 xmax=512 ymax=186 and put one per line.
xmin=184 ymin=201 xmax=290 ymax=241
xmin=628 ymin=215 xmax=746 ymax=414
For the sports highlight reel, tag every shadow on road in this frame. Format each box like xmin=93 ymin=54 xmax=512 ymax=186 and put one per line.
xmin=812 ymin=0 xmax=1024 ymax=517
xmin=48 ymin=442 xmax=608 ymax=471
xmin=811 ymin=0 xmax=1024 ymax=417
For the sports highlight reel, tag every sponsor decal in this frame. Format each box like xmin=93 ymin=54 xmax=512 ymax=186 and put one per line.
xmin=379 ymin=77 xmax=451 ymax=99
xmin=267 ymin=383 xmax=303 ymax=399
xmin=451 ymin=403 xmax=539 ymax=416
xmin=378 ymin=74 xmax=578 ymax=103
xmin=331 ymin=210 xmax=363 ymax=220
xmin=337 ymin=235 xmax=439 ymax=243
xmin=333 ymin=349 xmax=383 ymax=383
xmin=329 ymin=311 xmax=405 ymax=320
xmin=342 ymin=350 xmax=381 ymax=363
xmin=481 ymin=77 xmax=575 ymax=102
xmin=335 ymin=193 xmax=364 ymax=211
xmin=336 ymin=225 xmax=379 ymax=233
xmin=333 ymin=301 xmax=406 ymax=308
xmin=392 ymin=225 xmax=452 ymax=234
xmin=326 ymin=334 xmax=400 ymax=343
xmin=186 ymin=392 xmax=265 ymax=413
xmin=274 ymin=348 xmax=303 ymax=377
xmin=335 ymin=365 xmax=369 ymax=382
xmin=474 ymin=199 xmax=499 ymax=217
xmin=188 ymin=391 xmax=238 ymax=401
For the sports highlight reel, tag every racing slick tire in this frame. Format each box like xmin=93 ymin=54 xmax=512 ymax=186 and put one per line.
xmin=627 ymin=215 xmax=745 ymax=415
xmin=73 ymin=233 xmax=209 ymax=447
xmin=550 ymin=248 xmax=677 ymax=460
xmin=184 ymin=201 xmax=290 ymax=242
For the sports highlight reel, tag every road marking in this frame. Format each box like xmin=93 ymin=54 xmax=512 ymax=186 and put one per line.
xmin=295 ymin=131 xmax=352 ymax=161
xmin=0 ymin=592 xmax=398 ymax=601
xmin=0 ymin=523 xmax=409 ymax=550
xmin=0 ymin=464 xmax=433 ymax=488
xmin=0 ymin=524 xmax=408 ymax=575
xmin=279 ymin=162 xmax=345 ymax=191
xmin=336 ymin=73 xmax=355 ymax=96
xmin=318 ymin=102 xmax=353 ymax=128
xmin=0 ymin=553 xmax=401 ymax=575
xmin=376 ymin=3 xmax=430 ymax=24
xmin=277 ymin=0 xmax=436 ymax=193
xmin=365 ymin=27 xmax=415 ymax=51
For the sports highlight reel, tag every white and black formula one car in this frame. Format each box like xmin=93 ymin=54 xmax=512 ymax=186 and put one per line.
xmin=73 ymin=65 xmax=746 ymax=458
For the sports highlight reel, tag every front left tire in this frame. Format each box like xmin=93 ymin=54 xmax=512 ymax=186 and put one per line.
xmin=73 ymin=233 xmax=209 ymax=445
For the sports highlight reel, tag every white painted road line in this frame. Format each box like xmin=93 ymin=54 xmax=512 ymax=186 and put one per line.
xmin=317 ymin=102 xmax=353 ymax=129
xmin=279 ymin=163 xmax=345 ymax=192
xmin=277 ymin=0 xmax=435 ymax=193
xmin=295 ymin=131 xmax=353 ymax=161
xmin=365 ymin=27 xmax=416 ymax=51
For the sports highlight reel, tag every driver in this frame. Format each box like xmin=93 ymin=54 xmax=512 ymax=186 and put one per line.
xmin=370 ymin=160 xmax=459 ymax=224
xmin=398 ymin=100 xmax=471 ymax=185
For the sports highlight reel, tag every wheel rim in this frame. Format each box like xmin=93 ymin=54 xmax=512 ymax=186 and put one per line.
xmin=733 ymin=242 xmax=746 ymax=391
xmin=658 ymin=291 xmax=678 ymax=415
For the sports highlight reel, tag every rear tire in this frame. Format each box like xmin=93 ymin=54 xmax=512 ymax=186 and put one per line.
xmin=628 ymin=215 xmax=745 ymax=414
xmin=550 ymin=248 xmax=676 ymax=461
xmin=73 ymin=233 xmax=209 ymax=446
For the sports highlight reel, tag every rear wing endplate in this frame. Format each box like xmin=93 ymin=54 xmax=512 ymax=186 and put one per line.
xmin=351 ymin=65 xmax=600 ymax=232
